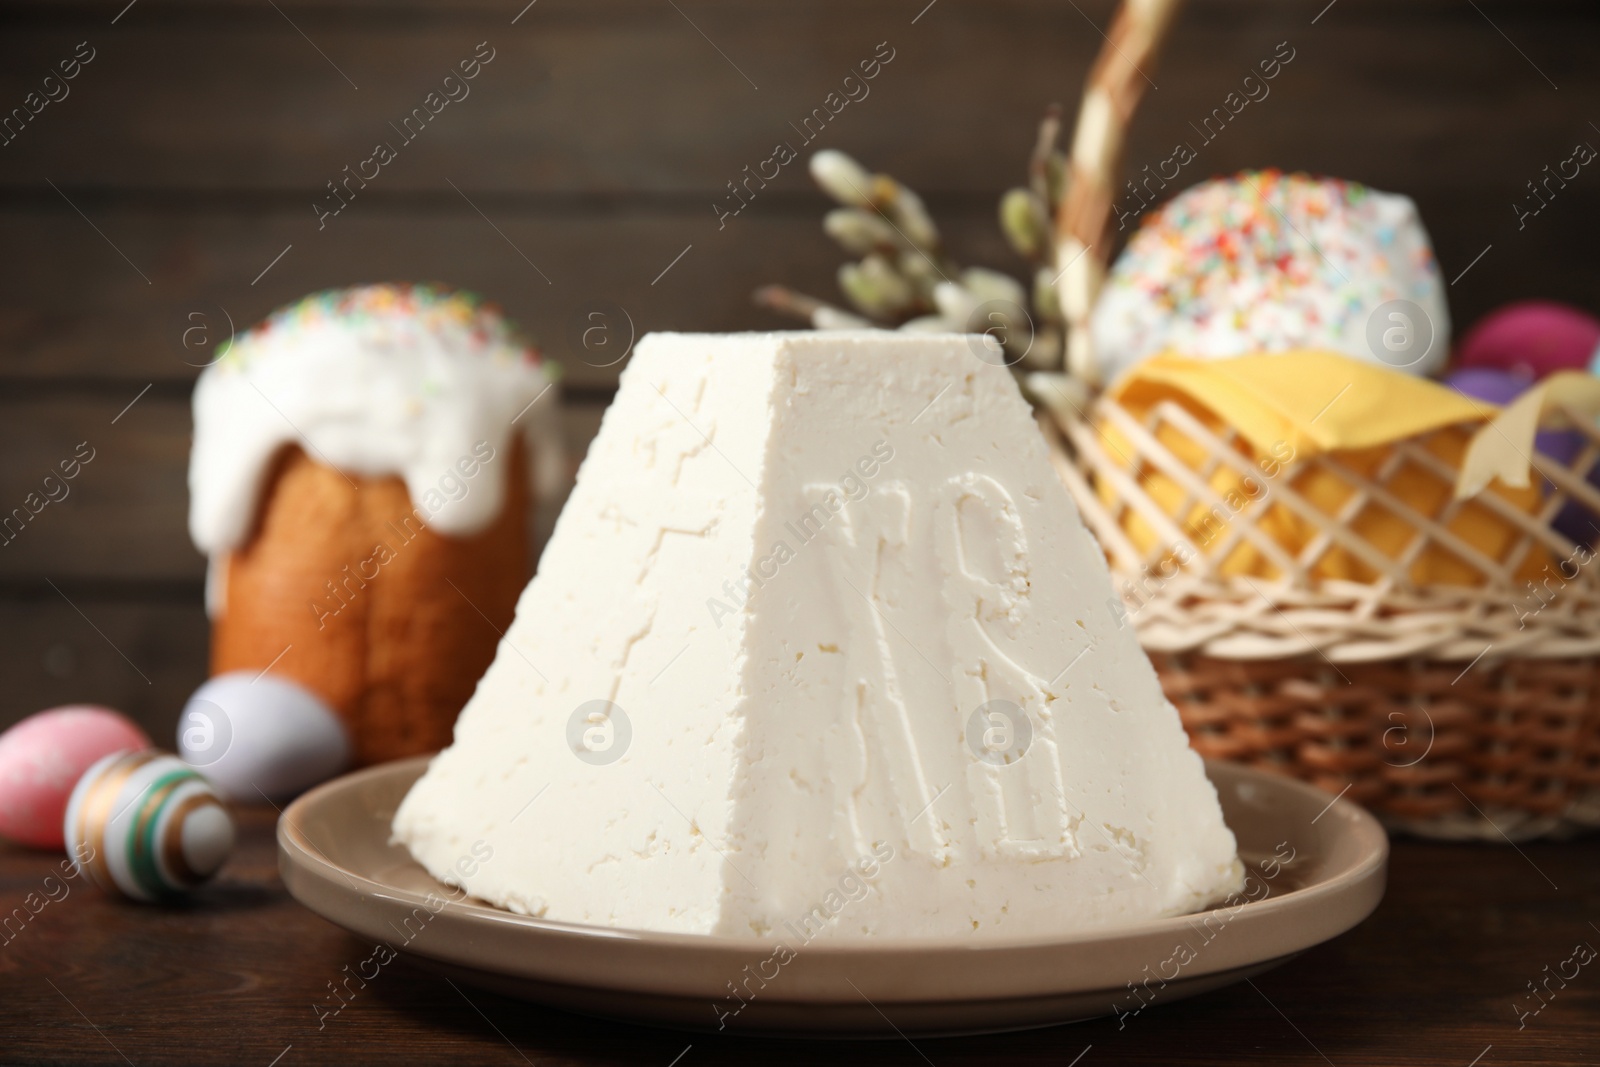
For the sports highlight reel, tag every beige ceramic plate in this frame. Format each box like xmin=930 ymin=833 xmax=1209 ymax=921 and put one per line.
xmin=279 ymin=757 xmax=1386 ymax=1037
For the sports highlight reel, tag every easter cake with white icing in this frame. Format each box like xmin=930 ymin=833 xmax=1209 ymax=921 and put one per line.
xmin=188 ymin=284 xmax=563 ymax=764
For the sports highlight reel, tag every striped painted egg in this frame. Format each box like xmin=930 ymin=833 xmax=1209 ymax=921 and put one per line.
xmin=63 ymin=750 xmax=234 ymax=901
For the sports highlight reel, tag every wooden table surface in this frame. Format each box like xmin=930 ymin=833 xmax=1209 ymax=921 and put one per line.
xmin=1 ymin=806 xmax=1595 ymax=1066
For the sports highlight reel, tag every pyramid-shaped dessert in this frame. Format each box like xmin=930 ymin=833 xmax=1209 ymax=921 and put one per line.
xmin=394 ymin=332 xmax=1241 ymax=937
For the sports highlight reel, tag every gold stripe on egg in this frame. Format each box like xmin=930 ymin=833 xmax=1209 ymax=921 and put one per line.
xmin=160 ymin=791 xmax=221 ymax=886
xmin=77 ymin=750 xmax=158 ymax=889
xmin=130 ymin=770 xmax=198 ymax=896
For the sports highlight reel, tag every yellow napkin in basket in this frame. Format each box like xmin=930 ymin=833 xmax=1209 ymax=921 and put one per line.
xmin=1097 ymin=351 xmax=1550 ymax=587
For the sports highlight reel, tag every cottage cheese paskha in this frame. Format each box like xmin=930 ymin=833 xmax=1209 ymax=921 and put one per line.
xmin=393 ymin=332 xmax=1242 ymax=938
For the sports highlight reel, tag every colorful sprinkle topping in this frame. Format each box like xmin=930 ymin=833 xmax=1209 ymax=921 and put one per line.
xmin=1092 ymin=170 xmax=1448 ymax=378
xmin=219 ymin=283 xmax=541 ymax=368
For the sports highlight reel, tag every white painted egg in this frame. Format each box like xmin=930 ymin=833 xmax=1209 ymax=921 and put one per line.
xmin=177 ymin=672 xmax=350 ymax=802
xmin=64 ymin=750 xmax=234 ymax=901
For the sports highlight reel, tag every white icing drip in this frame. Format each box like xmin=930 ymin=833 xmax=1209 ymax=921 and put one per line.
xmin=188 ymin=302 xmax=561 ymax=571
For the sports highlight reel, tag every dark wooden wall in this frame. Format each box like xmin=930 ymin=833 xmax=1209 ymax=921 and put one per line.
xmin=2 ymin=0 xmax=1597 ymax=741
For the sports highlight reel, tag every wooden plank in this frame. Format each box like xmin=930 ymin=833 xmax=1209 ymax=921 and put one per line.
xmin=0 ymin=0 xmax=1592 ymax=198
xmin=0 ymin=598 xmax=205 ymax=741
xmin=0 ymin=188 xmax=1594 ymax=390
xmin=0 ymin=395 xmax=191 ymax=583
xmin=0 ymin=207 xmax=1021 ymax=387
xmin=0 ymin=0 xmax=1087 ymax=195
xmin=0 ymin=0 xmax=1593 ymax=388
xmin=0 ymin=393 xmax=605 ymax=584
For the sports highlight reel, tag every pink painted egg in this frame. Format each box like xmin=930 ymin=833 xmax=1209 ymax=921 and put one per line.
xmin=1455 ymin=300 xmax=1600 ymax=380
xmin=0 ymin=706 xmax=151 ymax=850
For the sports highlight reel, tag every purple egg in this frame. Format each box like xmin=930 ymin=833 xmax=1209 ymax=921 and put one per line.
xmin=1446 ymin=367 xmax=1579 ymax=461
xmin=1448 ymin=366 xmax=1595 ymax=543
xmin=1538 ymin=428 xmax=1584 ymax=468
xmin=1535 ymin=424 xmax=1595 ymax=550
xmin=1552 ymin=456 xmax=1600 ymax=547
xmin=1446 ymin=366 xmax=1531 ymax=406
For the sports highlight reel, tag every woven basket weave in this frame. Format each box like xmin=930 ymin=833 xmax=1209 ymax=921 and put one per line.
xmin=1028 ymin=0 xmax=1600 ymax=839
xmin=1040 ymin=397 xmax=1600 ymax=841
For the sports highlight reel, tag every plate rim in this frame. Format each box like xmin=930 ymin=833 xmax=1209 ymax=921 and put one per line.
xmin=278 ymin=756 xmax=1387 ymax=969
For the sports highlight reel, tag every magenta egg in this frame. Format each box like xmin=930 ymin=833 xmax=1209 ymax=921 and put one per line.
xmin=0 ymin=706 xmax=151 ymax=850
xmin=1455 ymin=300 xmax=1600 ymax=381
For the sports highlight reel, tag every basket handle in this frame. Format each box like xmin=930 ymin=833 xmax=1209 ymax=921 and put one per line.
xmin=1054 ymin=0 xmax=1186 ymax=388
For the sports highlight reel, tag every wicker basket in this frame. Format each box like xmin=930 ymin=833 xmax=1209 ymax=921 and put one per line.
xmin=1039 ymin=396 xmax=1600 ymax=840
xmin=1032 ymin=0 xmax=1600 ymax=840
